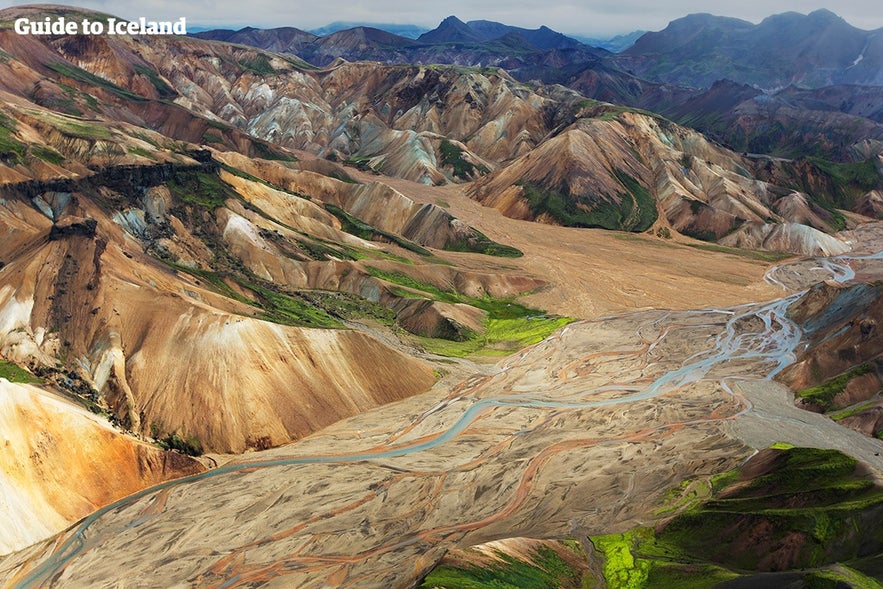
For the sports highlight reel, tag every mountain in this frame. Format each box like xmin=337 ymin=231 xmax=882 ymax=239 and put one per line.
xmin=2 ymin=6 xmax=874 ymax=256
xmin=617 ymin=9 xmax=883 ymax=89
xmin=0 ymin=5 xmax=561 ymax=457
xmin=574 ymin=30 xmax=646 ymax=52
xmin=309 ymin=21 xmax=429 ymax=39
xmin=464 ymin=20 xmax=583 ymax=50
xmin=657 ymin=80 xmax=883 ymax=161
xmin=191 ymin=26 xmax=318 ymax=54
xmin=0 ymin=378 xmax=203 ymax=555
xmin=417 ymin=15 xmax=483 ymax=44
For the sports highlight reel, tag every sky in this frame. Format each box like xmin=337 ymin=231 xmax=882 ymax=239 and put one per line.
xmin=1 ymin=1 xmax=881 ymax=36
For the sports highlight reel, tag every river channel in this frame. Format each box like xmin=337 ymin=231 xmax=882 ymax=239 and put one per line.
xmin=4 ymin=226 xmax=883 ymax=588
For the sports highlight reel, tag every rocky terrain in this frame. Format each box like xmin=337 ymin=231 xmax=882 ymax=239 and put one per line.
xmin=0 ymin=4 xmax=882 ymax=588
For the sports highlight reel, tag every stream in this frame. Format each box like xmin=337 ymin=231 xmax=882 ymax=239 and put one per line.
xmin=7 ymin=239 xmax=880 ymax=588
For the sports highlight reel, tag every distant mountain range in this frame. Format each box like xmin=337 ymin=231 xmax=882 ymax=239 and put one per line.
xmin=192 ymin=10 xmax=883 ymax=162
xmin=615 ymin=9 xmax=883 ymax=88
xmin=309 ymin=21 xmax=429 ymax=39
xmin=194 ymin=10 xmax=883 ymax=91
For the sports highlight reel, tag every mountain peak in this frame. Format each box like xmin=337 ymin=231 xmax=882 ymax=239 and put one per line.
xmin=418 ymin=15 xmax=482 ymax=43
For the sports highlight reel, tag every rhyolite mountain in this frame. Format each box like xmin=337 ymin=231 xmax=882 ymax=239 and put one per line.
xmin=2 ymin=4 xmax=883 ymax=587
xmin=2 ymin=6 xmax=880 ymax=253
xmin=190 ymin=11 xmax=883 ymax=168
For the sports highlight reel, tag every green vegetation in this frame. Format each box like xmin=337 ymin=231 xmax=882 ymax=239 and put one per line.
xmin=238 ymin=54 xmax=276 ymax=76
xmin=235 ymin=276 xmax=342 ymax=328
xmin=31 ymin=145 xmax=66 ymax=165
xmin=46 ymin=62 xmax=147 ymax=102
xmin=250 ymin=139 xmax=296 ymax=162
xmin=439 ymin=139 xmax=488 ymax=180
xmin=29 ymin=109 xmax=112 ymax=140
xmin=0 ymin=112 xmax=26 ymax=166
xmin=366 ymin=266 xmax=570 ymax=356
xmin=797 ymin=363 xmax=875 ymax=411
xmin=573 ymin=446 xmax=883 ymax=588
xmin=168 ymin=171 xmax=242 ymax=209
xmin=808 ymin=157 xmax=882 ymax=197
xmin=518 ymin=171 xmax=657 ymax=232
xmin=167 ymin=262 xmax=343 ymax=329
xmin=133 ymin=64 xmax=175 ymax=98
xmin=443 ymin=228 xmax=523 ymax=258
xmin=802 ymin=566 xmax=883 ymax=589
xmin=419 ymin=544 xmax=586 ymax=589
xmin=156 ymin=432 xmax=203 ymax=456
xmin=592 ymin=532 xmax=652 ymax=589
xmin=0 ymin=360 xmax=42 ymax=384
xmin=324 ymin=203 xmax=432 ymax=256
xmin=770 ymin=156 xmax=883 ymax=216
xmin=127 ymin=146 xmax=156 ymax=161
xmin=202 ymin=132 xmax=224 ymax=144
xmin=830 ymin=400 xmax=881 ymax=421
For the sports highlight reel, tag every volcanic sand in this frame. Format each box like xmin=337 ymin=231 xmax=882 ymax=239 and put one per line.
xmin=4 ymin=178 xmax=872 ymax=589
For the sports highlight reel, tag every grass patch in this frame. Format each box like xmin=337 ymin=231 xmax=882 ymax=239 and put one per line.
xmin=580 ymin=446 xmax=883 ymax=586
xmin=0 ymin=360 xmax=42 ymax=384
xmin=830 ymin=399 xmax=880 ymax=421
xmin=0 ymin=120 xmax=26 ymax=166
xmin=31 ymin=145 xmax=66 ymax=165
xmin=439 ymin=138 xmax=488 ymax=180
xmin=802 ymin=565 xmax=883 ymax=589
xmin=167 ymin=262 xmax=343 ymax=329
xmin=365 ymin=266 xmax=571 ymax=356
xmin=133 ymin=64 xmax=175 ymax=98
xmin=592 ymin=531 xmax=653 ymax=589
xmin=28 ymin=109 xmax=112 ymax=140
xmin=518 ymin=171 xmax=656 ymax=232
xmin=47 ymin=62 xmax=147 ymax=102
xmin=419 ymin=544 xmax=584 ymax=589
xmin=202 ymin=132 xmax=224 ymax=144
xmin=797 ymin=363 xmax=874 ymax=411
xmin=324 ymin=203 xmax=432 ymax=256
xmin=168 ymin=170 xmax=242 ymax=210
xmin=127 ymin=146 xmax=156 ymax=160
xmin=238 ymin=54 xmax=276 ymax=76
xmin=645 ymin=563 xmax=739 ymax=589
xmin=443 ymin=227 xmax=523 ymax=258
xmin=156 ymin=432 xmax=203 ymax=456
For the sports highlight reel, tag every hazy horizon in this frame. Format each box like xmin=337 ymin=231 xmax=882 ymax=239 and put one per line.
xmin=1 ymin=1 xmax=881 ymax=37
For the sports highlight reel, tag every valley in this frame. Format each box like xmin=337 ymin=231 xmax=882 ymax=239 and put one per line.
xmin=1 ymin=4 xmax=882 ymax=588
xmin=3 ymin=177 xmax=882 ymax=588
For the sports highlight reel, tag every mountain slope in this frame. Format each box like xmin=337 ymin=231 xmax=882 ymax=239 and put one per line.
xmin=618 ymin=10 xmax=883 ymax=89
xmin=0 ymin=379 xmax=203 ymax=555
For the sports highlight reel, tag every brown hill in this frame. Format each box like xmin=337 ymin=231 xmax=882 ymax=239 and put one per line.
xmin=0 ymin=379 xmax=203 ymax=555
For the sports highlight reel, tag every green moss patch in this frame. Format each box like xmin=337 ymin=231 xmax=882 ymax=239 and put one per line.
xmin=168 ymin=171 xmax=242 ymax=210
xmin=324 ymin=203 xmax=432 ymax=256
xmin=47 ymin=62 xmax=147 ymax=102
xmin=439 ymin=138 xmax=488 ymax=180
xmin=0 ymin=360 xmax=42 ymax=384
xmin=420 ymin=544 xmax=586 ymax=589
xmin=518 ymin=170 xmax=657 ymax=232
xmin=797 ymin=363 xmax=875 ymax=412
xmin=366 ymin=266 xmax=570 ymax=356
